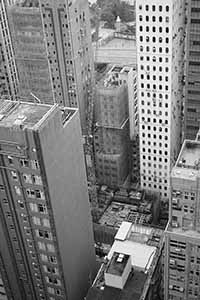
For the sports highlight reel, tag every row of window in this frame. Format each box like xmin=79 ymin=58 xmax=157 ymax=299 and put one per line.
xmin=142 ymin=181 xmax=168 ymax=193
xmin=139 ymin=15 xmax=169 ymax=23
xmin=140 ymin=45 xmax=170 ymax=54
xmin=138 ymin=4 xmax=170 ymax=12
xmin=140 ymin=56 xmax=169 ymax=63
xmin=141 ymin=162 xmax=168 ymax=169
xmin=142 ymin=141 xmax=169 ymax=149
xmin=142 ymin=155 xmax=168 ymax=163
xmin=140 ymin=35 xmax=169 ymax=44
xmin=140 ymin=74 xmax=169 ymax=82
xmin=139 ymin=25 xmax=169 ymax=34
xmin=10 ymin=171 xmax=42 ymax=185
xmin=140 ymin=64 xmax=169 ymax=73
xmin=141 ymin=109 xmax=168 ymax=116
xmin=140 ymin=91 xmax=169 ymax=100
xmin=142 ymin=125 xmax=168 ymax=133
xmin=141 ymin=83 xmax=169 ymax=91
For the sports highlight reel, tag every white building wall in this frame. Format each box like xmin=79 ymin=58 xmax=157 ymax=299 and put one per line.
xmin=136 ymin=0 xmax=184 ymax=201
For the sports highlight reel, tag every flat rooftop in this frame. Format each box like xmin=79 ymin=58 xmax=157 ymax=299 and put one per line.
xmin=0 ymin=100 xmax=76 ymax=130
xmin=99 ymin=38 xmax=136 ymax=50
xmin=86 ymin=266 xmax=147 ymax=300
xmin=176 ymin=140 xmax=200 ymax=170
xmin=106 ymin=252 xmax=130 ymax=276
xmin=172 ymin=140 xmax=200 ymax=180
xmin=99 ymin=201 xmax=153 ymax=228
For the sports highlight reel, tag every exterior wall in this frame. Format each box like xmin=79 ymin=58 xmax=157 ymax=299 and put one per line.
xmin=96 ymin=84 xmax=128 ymax=128
xmin=95 ymin=148 xmax=128 ymax=187
xmin=8 ymin=6 xmax=54 ymax=103
xmin=38 ymin=109 xmax=96 ymax=300
xmin=165 ymin=231 xmax=200 ymax=300
xmin=136 ymin=0 xmax=185 ymax=200
xmin=185 ymin=0 xmax=200 ymax=139
xmin=0 ymin=0 xmax=19 ymax=99
xmin=94 ymin=83 xmax=129 ymax=187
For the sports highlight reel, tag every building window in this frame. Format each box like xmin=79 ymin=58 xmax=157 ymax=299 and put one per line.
xmin=38 ymin=241 xmax=46 ymax=251
xmin=33 ymin=216 xmax=41 ymax=226
xmin=14 ymin=186 xmax=21 ymax=195
xmin=20 ymin=159 xmax=29 ymax=168
xmin=8 ymin=156 xmax=13 ymax=164
xmin=47 ymin=244 xmax=55 ymax=253
xmin=23 ymin=174 xmax=32 ymax=184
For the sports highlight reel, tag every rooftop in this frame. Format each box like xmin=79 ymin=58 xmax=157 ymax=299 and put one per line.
xmin=0 ymin=100 xmax=76 ymax=130
xmin=99 ymin=200 xmax=153 ymax=229
xmin=86 ymin=222 xmax=164 ymax=300
xmin=86 ymin=265 xmax=147 ymax=300
xmin=172 ymin=140 xmax=200 ymax=180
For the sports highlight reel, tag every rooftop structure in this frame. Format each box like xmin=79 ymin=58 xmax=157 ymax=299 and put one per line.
xmin=98 ymin=189 xmax=160 ymax=229
xmin=86 ymin=221 xmax=164 ymax=300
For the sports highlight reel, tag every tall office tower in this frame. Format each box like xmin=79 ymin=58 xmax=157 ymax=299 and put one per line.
xmin=136 ymin=0 xmax=185 ymax=200
xmin=164 ymin=140 xmax=200 ymax=300
xmin=1 ymin=0 xmax=94 ymax=134
xmin=0 ymin=0 xmax=19 ymax=99
xmin=94 ymin=68 xmax=129 ymax=188
xmin=38 ymin=0 xmax=95 ymax=134
xmin=7 ymin=1 xmax=54 ymax=103
xmin=0 ymin=100 xmax=96 ymax=300
xmin=185 ymin=1 xmax=200 ymax=140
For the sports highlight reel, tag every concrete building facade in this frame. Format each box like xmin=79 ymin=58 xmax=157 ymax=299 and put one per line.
xmin=94 ymin=69 xmax=129 ymax=187
xmin=0 ymin=100 xmax=96 ymax=300
xmin=165 ymin=140 xmax=200 ymax=300
xmin=0 ymin=0 xmax=19 ymax=99
xmin=136 ymin=0 xmax=185 ymax=200
xmin=8 ymin=2 xmax=54 ymax=103
xmin=185 ymin=0 xmax=200 ymax=140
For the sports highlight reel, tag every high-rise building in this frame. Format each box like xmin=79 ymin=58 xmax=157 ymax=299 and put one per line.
xmin=0 ymin=0 xmax=94 ymax=134
xmin=0 ymin=100 xmax=96 ymax=300
xmin=39 ymin=0 xmax=95 ymax=134
xmin=7 ymin=1 xmax=54 ymax=103
xmin=185 ymin=0 xmax=200 ymax=140
xmin=0 ymin=0 xmax=19 ymax=99
xmin=136 ymin=0 xmax=185 ymax=200
xmin=94 ymin=68 xmax=129 ymax=187
xmin=164 ymin=140 xmax=200 ymax=300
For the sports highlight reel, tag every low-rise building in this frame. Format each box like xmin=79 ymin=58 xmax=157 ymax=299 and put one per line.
xmin=86 ymin=221 xmax=164 ymax=300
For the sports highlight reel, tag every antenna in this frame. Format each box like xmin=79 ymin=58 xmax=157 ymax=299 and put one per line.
xmin=30 ymin=92 xmax=41 ymax=103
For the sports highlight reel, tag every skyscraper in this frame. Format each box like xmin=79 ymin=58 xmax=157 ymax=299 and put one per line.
xmin=164 ymin=140 xmax=200 ymax=300
xmin=185 ymin=0 xmax=200 ymax=140
xmin=0 ymin=100 xmax=96 ymax=300
xmin=0 ymin=0 xmax=94 ymax=134
xmin=39 ymin=0 xmax=95 ymax=134
xmin=136 ymin=0 xmax=185 ymax=200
